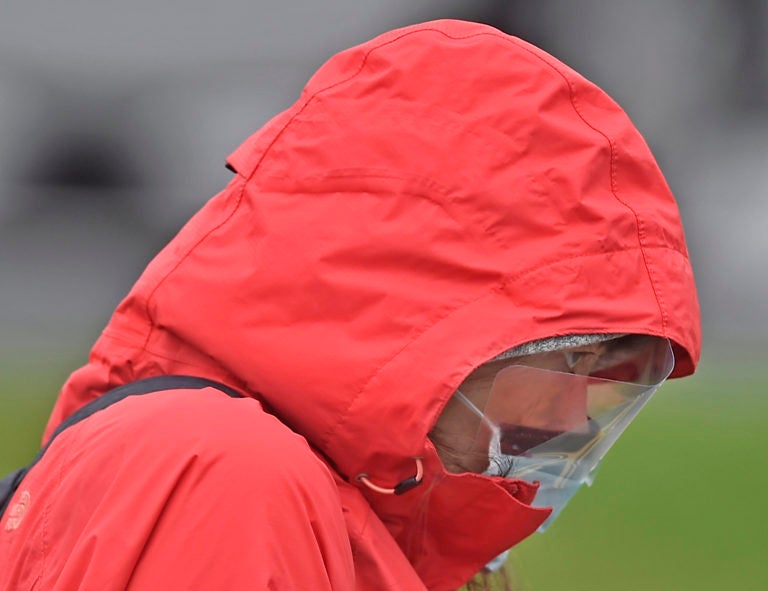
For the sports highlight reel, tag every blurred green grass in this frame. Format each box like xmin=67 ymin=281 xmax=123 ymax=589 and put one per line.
xmin=1 ymin=357 xmax=766 ymax=590
xmin=0 ymin=360 xmax=70 ymax=473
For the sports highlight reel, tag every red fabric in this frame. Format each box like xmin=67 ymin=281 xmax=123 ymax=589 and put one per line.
xmin=1 ymin=19 xmax=700 ymax=591
xmin=2 ymin=389 xmax=357 ymax=590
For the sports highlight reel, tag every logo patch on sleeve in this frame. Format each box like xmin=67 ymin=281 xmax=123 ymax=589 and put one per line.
xmin=4 ymin=490 xmax=31 ymax=531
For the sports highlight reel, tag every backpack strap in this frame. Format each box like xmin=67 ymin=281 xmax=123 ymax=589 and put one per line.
xmin=0 ymin=376 xmax=244 ymax=518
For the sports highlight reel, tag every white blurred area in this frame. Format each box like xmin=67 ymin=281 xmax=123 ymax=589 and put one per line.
xmin=0 ymin=0 xmax=766 ymax=364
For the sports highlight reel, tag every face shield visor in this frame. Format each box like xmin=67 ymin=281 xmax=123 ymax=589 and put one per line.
xmin=434 ymin=334 xmax=674 ymax=530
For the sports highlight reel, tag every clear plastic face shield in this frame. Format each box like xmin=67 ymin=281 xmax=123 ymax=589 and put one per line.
xmin=432 ymin=335 xmax=674 ymax=531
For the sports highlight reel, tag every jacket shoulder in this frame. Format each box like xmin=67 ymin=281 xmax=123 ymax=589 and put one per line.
xmin=2 ymin=387 xmax=356 ymax=590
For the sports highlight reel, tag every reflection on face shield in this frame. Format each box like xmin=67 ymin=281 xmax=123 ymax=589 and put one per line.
xmin=432 ymin=335 xmax=674 ymax=530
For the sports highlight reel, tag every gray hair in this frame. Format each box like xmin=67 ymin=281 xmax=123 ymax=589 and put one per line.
xmin=492 ymin=334 xmax=625 ymax=362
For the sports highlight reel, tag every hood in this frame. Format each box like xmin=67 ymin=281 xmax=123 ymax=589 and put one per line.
xmin=46 ymin=19 xmax=701 ymax=590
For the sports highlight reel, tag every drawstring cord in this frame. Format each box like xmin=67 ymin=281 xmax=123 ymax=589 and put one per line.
xmin=356 ymin=457 xmax=424 ymax=495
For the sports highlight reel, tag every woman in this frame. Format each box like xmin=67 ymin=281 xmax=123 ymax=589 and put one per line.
xmin=0 ymin=19 xmax=700 ymax=591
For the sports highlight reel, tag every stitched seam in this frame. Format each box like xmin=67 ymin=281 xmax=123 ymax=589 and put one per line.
xmin=44 ymin=426 xmax=75 ymax=588
xmin=264 ymin=170 xmax=689 ymax=258
xmin=196 ymin=25 xmax=679 ymax=449
xmin=39 ymin=489 xmax=48 ymax=589
xmin=140 ymin=179 xmax=247 ymax=351
xmin=499 ymin=37 xmax=670 ymax=333
xmin=260 ymin=172 xmax=515 ymax=281
xmin=320 ymin=243 xmax=672 ymax=450
xmin=567 ymin=90 xmax=669 ymax=333
xmin=242 ymin=26 xmax=510 ymax=183
xmin=247 ymin=26 xmax=672 ymax=334
xmin=137 ymin=30 xmax=481 ymax=347
xmin=504 ymin=244 xmax=684 ymax=283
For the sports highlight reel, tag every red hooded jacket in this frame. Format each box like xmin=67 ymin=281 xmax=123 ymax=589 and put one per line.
xmin=1 ymin=19 xmax=700 ymax=591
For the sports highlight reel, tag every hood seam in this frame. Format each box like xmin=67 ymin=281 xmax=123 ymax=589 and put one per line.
xmin=242 ymin=26 xmax=512 ymax=184
xmin=318 ymin=243 xmax=680 ymax=456
xmin=524 ymin=48 xmax=670 ymax=335
xmin=139 ymin=178 xmax=248 ymax=353
xmin=239 ymin=24 xmax=672 ymax=340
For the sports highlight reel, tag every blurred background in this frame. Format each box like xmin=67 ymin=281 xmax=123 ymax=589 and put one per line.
xmin=1 ymin=1 xmax=766 ymax=589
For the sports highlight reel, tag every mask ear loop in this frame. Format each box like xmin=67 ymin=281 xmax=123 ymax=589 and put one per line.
xmin=454 ymin=389 xmax=505 ymax=475
xmin=454 ymin=389 xmax=488 ymax=420
xmin=356 ymin=457 xmax=424 ymax=495
xmin=454 ymin=389 xmax=500 ymax=440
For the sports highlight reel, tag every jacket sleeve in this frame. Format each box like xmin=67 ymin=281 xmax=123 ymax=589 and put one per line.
xmin=0 ymin=388 xmax=356 ymax=590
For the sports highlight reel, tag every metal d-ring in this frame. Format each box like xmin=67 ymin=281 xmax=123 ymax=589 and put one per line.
xmin=356 ymin=457 xmax=424 ymax=495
